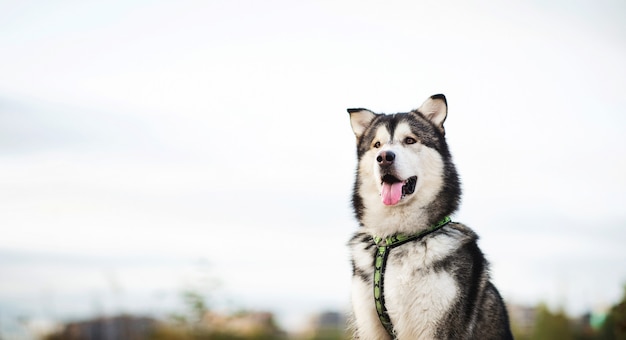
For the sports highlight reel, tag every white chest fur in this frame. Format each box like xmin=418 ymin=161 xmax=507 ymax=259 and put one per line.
xmin=350 ymin=229 xmax=463 ymax=339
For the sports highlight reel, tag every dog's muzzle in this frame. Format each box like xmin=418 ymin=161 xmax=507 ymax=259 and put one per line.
xmin=376 ymin=150 xmax=418 ymax=205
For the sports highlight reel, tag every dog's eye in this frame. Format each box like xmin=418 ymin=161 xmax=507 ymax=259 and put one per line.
xmin=373 ymin=141 xmax=381 ymax=148
xmin=405 ymin=137 xmax=417 ymax=145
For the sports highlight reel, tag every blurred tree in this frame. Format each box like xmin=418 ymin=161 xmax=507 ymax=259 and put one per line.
xmin=511 ymin=322 xmax=531 ymax=340
xmin=183 ymin=290 xmax=210 ymax=326
xmin=532 ymin=303 xmax=575 ymax=340
xmin=598 ymin=286 xmax=626 ymax=340
xmin=168 ymin=289 xmax=210 ymax=331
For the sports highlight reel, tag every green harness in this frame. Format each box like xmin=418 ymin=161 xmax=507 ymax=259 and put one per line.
xmin=372 ymin=216 xmax=452 ymax=338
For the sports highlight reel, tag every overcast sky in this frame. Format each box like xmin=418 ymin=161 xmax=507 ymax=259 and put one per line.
xmin=1 ymin=0 xmax=625 ymax=334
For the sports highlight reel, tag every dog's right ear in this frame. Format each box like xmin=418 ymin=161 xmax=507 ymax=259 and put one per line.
xmin=348 ymin=108 xmax=376 ymax=139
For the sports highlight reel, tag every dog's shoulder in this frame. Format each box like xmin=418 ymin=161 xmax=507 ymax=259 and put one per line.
xmin=348 ymin=231 xmax=377 ymax=282
xmin=348 ymin=230 xmax=374 ymax=246
xmin=438 ymin=221 xmax=479 ymax=243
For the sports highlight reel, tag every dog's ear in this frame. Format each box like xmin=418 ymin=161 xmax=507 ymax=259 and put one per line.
xmin=417 ymin=94 xmax=448 ymax=135
xmin=348 ymin=108 xmax=377 ymax=139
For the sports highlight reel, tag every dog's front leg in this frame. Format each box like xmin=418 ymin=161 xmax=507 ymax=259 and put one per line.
xmin=350 ymin=277 xmax=393 ymax=340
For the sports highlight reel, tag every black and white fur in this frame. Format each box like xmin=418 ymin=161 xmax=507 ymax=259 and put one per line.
xmin=347 ymin=94 xmax=513 ymax=339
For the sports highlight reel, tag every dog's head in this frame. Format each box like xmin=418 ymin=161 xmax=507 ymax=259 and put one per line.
xmin=348 ymin=94 xmax=460 ymax=231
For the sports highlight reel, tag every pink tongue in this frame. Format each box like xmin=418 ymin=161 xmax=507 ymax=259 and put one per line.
xmin=381 ymin=182 xmax=404 ymax=206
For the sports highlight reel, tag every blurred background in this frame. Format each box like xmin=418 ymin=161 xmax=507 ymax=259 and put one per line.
xmin=1 ymin=1 xmax=625 ymax=339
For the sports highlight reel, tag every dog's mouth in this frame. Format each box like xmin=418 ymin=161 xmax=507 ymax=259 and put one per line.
xmin=380 ymin=175 xmax=418 ymax=206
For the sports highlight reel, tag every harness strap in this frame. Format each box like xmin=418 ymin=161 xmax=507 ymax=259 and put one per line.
xmin=372 ymin=216 xmax=451 ymax=338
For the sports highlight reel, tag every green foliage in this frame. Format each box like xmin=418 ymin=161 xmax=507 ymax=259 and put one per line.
xmin=531 ymin=304 xmax=575 ymax=340
xmin=167 ymin=289 xmax=210 ymax=333
xmin=597 ymin=286 xmax=626 ymax=340
xmin=511 ymin=322 xmax=531 ymax=340
xmin=510 ymin=287 xmax=626 ymax=340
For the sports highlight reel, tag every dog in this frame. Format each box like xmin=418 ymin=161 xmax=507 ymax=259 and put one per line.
xmin=347 ymin=94 xmax=513 ymax=339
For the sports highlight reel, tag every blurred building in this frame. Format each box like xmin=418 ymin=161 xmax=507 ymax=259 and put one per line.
xmin=45 ymin=314 xmax=157 ymax=340
xmin=299 ymin=311 xmax=348 ymax=340
xmin=508 ymin=304 xmax=537 ymax=336
xmin=202 ymin=310 xmax=285 ymax=338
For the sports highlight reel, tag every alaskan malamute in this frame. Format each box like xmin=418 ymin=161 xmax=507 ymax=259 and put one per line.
xmin=347 ymin=94 xmax=513 ymax=339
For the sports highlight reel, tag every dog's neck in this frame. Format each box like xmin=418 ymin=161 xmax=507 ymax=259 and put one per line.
xmin=360 ymin=202 xmax=438 ymax=239
xmin=372 ymin=215 xmax=451 ymax=245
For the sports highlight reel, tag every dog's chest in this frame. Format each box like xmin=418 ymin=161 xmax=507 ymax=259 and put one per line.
xmin=350 ymin=231 xmax=461 ymax=338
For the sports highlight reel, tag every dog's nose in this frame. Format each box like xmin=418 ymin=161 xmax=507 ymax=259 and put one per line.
xmin=376 ymin=151 xmax=395 ymax=166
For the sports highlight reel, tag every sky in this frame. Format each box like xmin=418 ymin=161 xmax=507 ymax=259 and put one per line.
xmin=1 ymin=0 xmax=625 ymax=336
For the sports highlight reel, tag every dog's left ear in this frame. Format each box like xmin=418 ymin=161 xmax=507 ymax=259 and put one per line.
xmin=417 ymin=94 xmax=448 ymax=135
